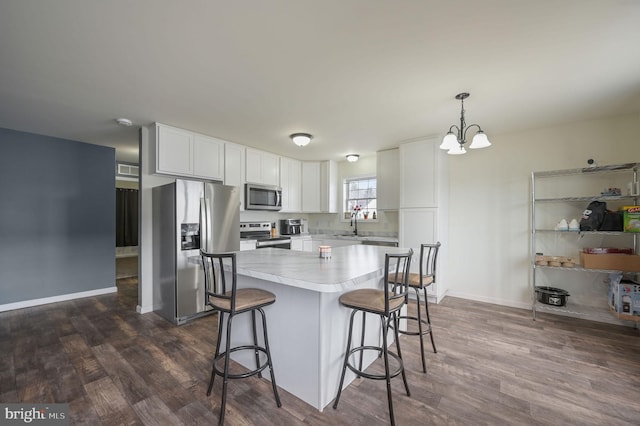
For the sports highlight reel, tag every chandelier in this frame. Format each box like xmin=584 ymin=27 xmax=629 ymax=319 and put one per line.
xmin=439 ymin=92 xmax=491 ymax=155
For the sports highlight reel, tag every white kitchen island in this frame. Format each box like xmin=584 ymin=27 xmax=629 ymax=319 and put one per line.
xmin=226 ymin=245 xmax=408 ymax=411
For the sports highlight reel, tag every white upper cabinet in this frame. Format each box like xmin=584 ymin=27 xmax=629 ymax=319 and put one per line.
xmin=224 ymin=142 xmax=245 ymax=211
xmin=280 ymin=156 xmax=302 ymax=212
xmin=302 ymin=160 xmax=337 ymax=213
xmin=155 ymin=124 xmax=193 ymax=175
xmin=376 ymin=148 xmax=399 ymax=210
xmin=152 ymin=123 xmax=224 ymax=181
xmin=320 ymin=160 xmax=338 ymax=213
xmin=302 ymin=162 xmax=321 ymax=212
xmin=399 ymin=138 xmax=445 ymax=208
xmin=193 ymin=134 xmax=224 ymax=180
xmin=246 ymin=148 xmax=280 ymax=186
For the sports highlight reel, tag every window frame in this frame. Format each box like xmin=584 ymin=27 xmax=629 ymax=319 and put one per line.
xmin=342 ymin=174 xmax=378 ymax=222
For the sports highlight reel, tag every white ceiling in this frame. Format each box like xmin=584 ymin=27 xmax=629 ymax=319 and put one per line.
xmin=1 ymin=0 xmax=639 ymax=164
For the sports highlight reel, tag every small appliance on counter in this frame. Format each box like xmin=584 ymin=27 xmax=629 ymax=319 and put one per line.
xmin=240 ymin=221 xmax=291 ymax=249
xmin=280 ymin=218 xmax=302 ymax=235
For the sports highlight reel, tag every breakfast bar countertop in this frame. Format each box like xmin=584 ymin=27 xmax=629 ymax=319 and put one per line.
xmin=234 ymin=245 xmax=407 ymax=293
xmin=220 ymin=244 xmax=408 ymax=411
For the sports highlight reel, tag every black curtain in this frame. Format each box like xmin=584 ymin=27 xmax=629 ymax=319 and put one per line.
xmin=116 ymin=188 xmax=138 ymax=247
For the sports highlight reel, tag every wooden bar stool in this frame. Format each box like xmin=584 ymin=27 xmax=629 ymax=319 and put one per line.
xmin=389 ymin=242 xmax=440 ymax=373
xmin=201 ymin=251 xmax=281 ymax=425
xmin=333 ymin=249 xmax=413 ymax=426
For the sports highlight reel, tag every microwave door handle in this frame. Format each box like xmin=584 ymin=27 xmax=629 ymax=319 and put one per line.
xmin=276 ymin=189 xmax=281 ymax=207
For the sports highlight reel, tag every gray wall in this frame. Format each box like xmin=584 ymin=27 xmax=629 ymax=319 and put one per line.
xmin=0 ymin=128 xmax=115 ymax=305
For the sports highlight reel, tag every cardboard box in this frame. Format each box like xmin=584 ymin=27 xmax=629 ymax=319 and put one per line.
xmin=580 ymin=252 xmax=640 ymax=272
xmin=623 ymin=206 xmax=640 ymax=233
xmin=608 ymin=274 xmax=640 ymax=316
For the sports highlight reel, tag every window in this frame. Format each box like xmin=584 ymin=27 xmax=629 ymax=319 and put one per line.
xmin=344 ymin=176 xmax=377 ymax=220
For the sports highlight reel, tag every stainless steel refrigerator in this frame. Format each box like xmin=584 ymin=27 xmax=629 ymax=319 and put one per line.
xmin=152 ymin=179 xmax=240 ymax=324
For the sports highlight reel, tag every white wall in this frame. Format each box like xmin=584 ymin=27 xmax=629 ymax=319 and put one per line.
xmin=445 ymin=112 xmax=640 ymax=308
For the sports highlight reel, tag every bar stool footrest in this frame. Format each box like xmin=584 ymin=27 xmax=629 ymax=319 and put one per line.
xmin=213 ymin=345 xmax=270 ymax=379
xmin=392 ymin=315 xmax=433 ymax=337
xmin=346 ymin=346 xmax=404 ymax=380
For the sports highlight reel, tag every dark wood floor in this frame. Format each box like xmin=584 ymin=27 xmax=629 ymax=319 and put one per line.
xmin=1 ymin=278 xmax=639 ymax=425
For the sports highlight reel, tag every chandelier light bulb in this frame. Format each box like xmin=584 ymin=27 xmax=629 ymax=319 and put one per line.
xmin=447 ymin=145 xmax=467 ymax=155
xmin=440 ymin=132 xmax=458 ymax=150
xmin=469 ymin=131 xmax=491 ymax=149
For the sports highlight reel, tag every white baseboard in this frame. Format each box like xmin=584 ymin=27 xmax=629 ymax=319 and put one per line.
xmin=444 ymin=290 xmax=531 ymax=310
xmin=0 ymin=286 xmax=118 ymax=312
xmin=137 ymin=304 xmax=154 ymax=314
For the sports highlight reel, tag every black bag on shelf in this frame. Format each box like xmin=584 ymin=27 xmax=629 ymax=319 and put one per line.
xmin=600 ymin=210 xmax=624 ymax=231
xmin=580 ymin=201 xmax=607 ymax=231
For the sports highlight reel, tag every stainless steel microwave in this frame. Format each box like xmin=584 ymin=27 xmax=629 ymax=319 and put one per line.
xmin=245 ymin=183 xmax=282 ymax=211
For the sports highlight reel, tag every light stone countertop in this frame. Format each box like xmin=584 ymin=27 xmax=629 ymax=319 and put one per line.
xmin=309 ymin=233 xmax=399 ymax=244
xmin=234 ymin=245 xmax=409 ymax=293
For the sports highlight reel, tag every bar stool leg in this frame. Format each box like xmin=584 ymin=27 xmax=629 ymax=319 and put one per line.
xmin=218 ymin=314 xmax=235 ymax=426
xmin=358 ymin=311 xmax=366 ymax=374
xmin=392 ymin=312 xmax=410 ymax=396
xmin=380 ymin=314 xmax=396 ymax=426
xmin=414 ymin=288 xmax=427 ymax=373
xmin=251 ymin=310 xmax=262 ymax=379
xmin=423 ymin=287 xmax=437 ymax=354
xmin=207 ymin=312 xmax=225 ymax=396
xmin=258 ymin=307 xmax=282 ymax=407
xmin=333 ymin=310 xmax=357 ymax=409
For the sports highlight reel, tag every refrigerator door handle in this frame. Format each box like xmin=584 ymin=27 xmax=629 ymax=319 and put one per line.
xmin=200 ymin=197 xmax=210 ymax=253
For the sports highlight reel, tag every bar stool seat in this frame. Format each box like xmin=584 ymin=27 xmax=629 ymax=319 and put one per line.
xmin=201 ymin=251 xmax=281 ymax=425
xmin=339 ymin=288 xmax=406 ymax=313
xmin=388 ymin=242 xmax=440 ymax=373
xmin=209 ymin=288 xmax=275 ymax=312
xmin=333 ymin=249 xmax=413 ymax=426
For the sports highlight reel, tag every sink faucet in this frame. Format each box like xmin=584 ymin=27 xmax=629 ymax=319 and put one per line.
xmin=351 ymin=212 xmax=358 ymax=236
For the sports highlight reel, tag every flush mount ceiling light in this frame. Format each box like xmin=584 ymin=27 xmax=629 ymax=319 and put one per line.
xmin=439 ymin=92 xmax=491 ymax=155
xmin=290 ymin=133 xmax=312 ymax=147
xmin=346 ymin=154 xmax=359 ymax=162
xmin=115 ymin=118 xmax=133 ymax=127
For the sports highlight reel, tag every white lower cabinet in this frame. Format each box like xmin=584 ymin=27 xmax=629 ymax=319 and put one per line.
xmin=290 ymin=236 xmax=313 ymax=252
xmin=308 ymin=237 xmax=360 ymax=252
xmin=240 ymin=240 xmax=257 ymax=251
xmin=399 ymin=208 xmax=446 ymax=302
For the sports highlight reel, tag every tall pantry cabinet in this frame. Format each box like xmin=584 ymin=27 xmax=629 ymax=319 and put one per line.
xmin=399 ymin=137 xmax=449 ymax=302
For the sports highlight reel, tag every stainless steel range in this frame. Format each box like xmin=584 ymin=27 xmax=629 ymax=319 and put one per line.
xmin=240 ymin=221 xmax=291 ymax=249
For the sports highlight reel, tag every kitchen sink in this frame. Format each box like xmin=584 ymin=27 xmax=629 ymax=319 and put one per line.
xmin=361 ymin=239 xmax=398 ymax=247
